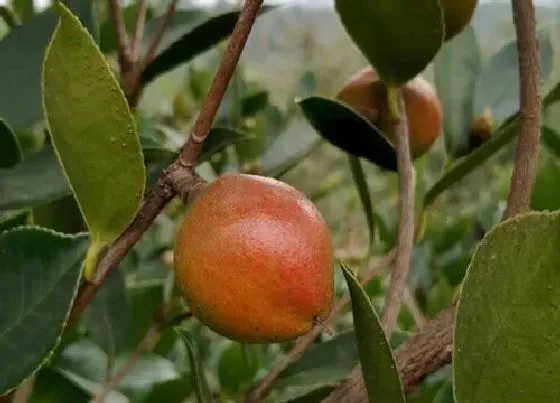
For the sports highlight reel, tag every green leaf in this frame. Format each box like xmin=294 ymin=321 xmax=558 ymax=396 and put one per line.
xmin=141 ymin=7 xmax=275 ymax=85
xmin=0 ymin=0 xmax=95 ymax=131
xmin=200 ymin=127 xmax=254 ymax=163
xmin=348 ymin=155 xmax=375 ymax=247
xmin=0 ymin=210 xmax=31 ymax=232
xmin=32 ymin=195 xmax=86 ymax=234
xmin=298 ymin=96 xmax=397 ymax=171
xmin=42 ymin=3 xmax=145 ymax=279
xmin=0 ymin=146 xmax=71 ymax=211
xmin=29 ymin=368 xmax=90 ymax=403
xmin=0 ymin=227 xmax=89 ymax=395
xmin=177 ymin=330 xmax=212 ymax=403
xmin=423 ymin=115 xmax=518 ymax=208
xmin=143 ymin=378 xmax=194 ymax=403
xmin=433 ymin=379 xmax=454 ymax=403
xmin=434 ymin=25 xmax=481 ymax=158
xmin=530 ymin=154 xmax=560 ymax=211
xmin=541 ymin=125 xmax=560 ymax=158
xmin=218 ymin=343 xmax=259 ymax=394
xmin=82 ymin=267 xmax=132 ymax=358
xmin=241 ymin=91 xmax=269 ymax=117
xmin=473 ymin=30 xmax=554 ymax=123
xmin=259 ymin=119 xmax=321 ymax=178
xmin=453 ymin=211 xmax=560 ymax=403
xmin=340 ymin=262 xmax=405 ymax=403
xmin=334 ymin=0 xmax=443 ymax=84
xmin=0 ymin=118 xmax=23 ymax=168
xmin=13 ymin=0 xmax=34 ymax=21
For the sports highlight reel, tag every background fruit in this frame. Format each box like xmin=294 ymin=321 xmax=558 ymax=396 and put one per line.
xmin=173 ymin=174 xmax=334 ymax=344
xmin=337 ymin=66 xmax=443 ymax=159
xmin=441 ymin=0 xmax=478 ymax=41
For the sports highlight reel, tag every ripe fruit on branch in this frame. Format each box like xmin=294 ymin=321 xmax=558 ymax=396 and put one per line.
xmin=173 ymin=174 xmax=334 ymax=343
xmin=337 ymin=66 xmax=443 ymax=159
xmin=441 ymin=0 xmax=478 ymax=41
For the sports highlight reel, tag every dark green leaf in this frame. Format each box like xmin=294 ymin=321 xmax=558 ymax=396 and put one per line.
xmin=32 ymin=195 xmax=86 ymax=234
xmin=177 ymin=330 xmax=212 ymax=403
xmin=334 ymin=0 xmax=443 ymax=84
xmin=0 ymin=146 xmax=71 ymax=211
xmin=473 ymin=30 xmax=553 ymax=123
xmin=0 ymin=118 xmax=23 ymax=168
xmin=29 ymin=368 xmax=90 ymax=403
xmin=530 ymin=154 xmax=560 ymax=211
xmin=0 ymin=0 xmax=95 ymax=130
xmin=433 ymin=379 xmax=454 ymax=403
xmin=259 ymin=119 xmax=321 ymax=178
xmin=0 ymin=210 xmax=31 ymax=232
xmin=340 ymin=263 xmax=405 ymax=403
xmin=277 ymin=386 xmax=335 ymax=403
xmin=0 ymin=227 xmax=89 ymax=395
xmin=82 ymin=267 xmax=132 ymax=358
xmin=542 ymin=125 xmax=560 ymax=158
xmin=42 ymin=3 xmax=145 ymax=279
xmin=298 ymin=96 xmax=397 ymax=171
xmin=242 ymin=91 xmax=269 ymax=117
xmin=218 ymin=343 xmax=259 ymax=394
xmin=348 ymin=155 xmax=375 ymax=247
xmin=454 ymin=211 xmax=560 ymax=402
xmin=434 ymin=25 xmax=481 ymax=158
xmin=13 ymin=0 xmax=34 ymax=21
xmin=200 ymin=127 xmax=254 ymax=163
xmin=141 ymin=7 xmax=275 ymax=85
xmin=143 ymin=378 xmax=194 ymax=403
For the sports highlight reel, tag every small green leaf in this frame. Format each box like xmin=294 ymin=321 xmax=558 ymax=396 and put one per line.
xmin=530 ymin=154 xmax=560 ymax=211
xmin=42 ymin=3 xmax=145 ymax=279
xmin=0 ymin=0 xmax=95 ymax=131
xmin=348 ymin=155 xmax=375 ymax=247
xmin=423 ymin=115 xmax=518 ymax=208
xmin=298 ymin=96 xmax=397 ymax=171
xmin=218 ymin=343 xmax=259 ymax=394
xmin=143 ymin=378 xmax=194 ymax=403
xmin=334 ymin=0 xmax=443 ymax=84
xmin=29 ymin=368 xmax=90 ymax=403
xmin=340 ymin=262 xmax=405 ymax=403
xmin=82 ymin=267 xmax=132 ymax=359
xmin=0 ymin=227 xmax=89 ymax=395
xmin=434 ymin=25 xmax=481 ymax=158
xmin=0 ymin=118 xmax=23 ymax=168
xmin=177 ymin=330 xmax=212 ymax=403
xmin=473 ymin=30 xmax=553 ymax=123
xmin=141 ymin=7 xmax=275 ymax=85
xmin=259 ymin=119 xmax=321 ymax=178
xmin=454 ymin=211 xmax=560 ymax=403
xmin=241 ymin=91 xmax=269 ymax=117
xmin=0 ymin=146 xmax=71 ymax=211
xmin=0 ymin=210 xmax=31 ymax=232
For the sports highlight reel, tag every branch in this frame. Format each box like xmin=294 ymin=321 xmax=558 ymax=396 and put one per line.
xmin=381 ymin=87 xmax=415 ymax=333
xmin=107 ymin=0 xmax=132 ymax=73
xmin=130 ymin=0 xmax=149 ymax=63
xmin=245 ymin=250 xmax=396 ymax=403
xmin=503 ymin=0 xmax=542 ymax=219
xmin=67 ymin=0 xmax=264 ymax=326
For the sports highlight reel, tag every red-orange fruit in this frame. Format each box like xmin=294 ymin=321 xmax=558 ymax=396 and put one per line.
xmin=337 ymin=66 xmax=443 ymax=159
xmin=173 ymin=174 xmax=334 ymax=344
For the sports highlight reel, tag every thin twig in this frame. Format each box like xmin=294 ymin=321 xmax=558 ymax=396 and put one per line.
xmin=142 ymin=0 xmax=180 ymax=67
xmin=67 ymin=0 xmax=265 ymax=328
xmin=130 ymin=0 xmax=149 ymax=63
xmin=245 ymin=250 xmax=396 ymax=403
xmin=503 ymin=0 xmax=541 ymax=219
xmin=380 ymin=88 xmax=415 ymax=333
xmin=107 ymin=0 xmax=132 ymax=73
xmin=178 ymin=0 xmax=265 ymax=167
xmin=403 ymin=287 xmax=426 ymax=328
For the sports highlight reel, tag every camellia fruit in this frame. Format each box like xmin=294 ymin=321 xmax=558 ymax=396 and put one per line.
xmin=337 ymin=66 xmax=443 ymax=159
xmin=441 ymin=0 xmax=478 ymax=41
xmin=173 ymin=174 xmax=334 ymax=344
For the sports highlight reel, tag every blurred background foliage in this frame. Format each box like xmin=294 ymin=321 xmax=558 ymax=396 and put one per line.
xmin=1 ymin=0 xmax=560 ymax=402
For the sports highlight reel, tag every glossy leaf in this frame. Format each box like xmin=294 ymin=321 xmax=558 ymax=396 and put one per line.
xmin=82 ymin=267 xmax=132 ymax=358
xmin=0 ymin=0 xmax=95 ymax=131
xmin=260 ymin=119 xmax=321 ymax=178
xmin=177 ymin=330 xmax=212 ymax=403
xmin=454 ymin=211 xmax=560 ymax=403
xmin=334 ymin=0 xmax=443 ymax=84
xmin=348 ymin=155 xmax=375 ymax=247
xmin=0 ymin=227 xmax=89 ymax=395
xmin=340 ymin=262 xmax=405 ymax=403
xmin=473 ymin=30 xmax=553 ymax=123
xmin=42 ymin=3 xmax=145 ymax=278
xmin=298 ymin=96 xmax=397 ymax=171
xmin=434 ymin=25 xmax=481 ymax=158
xmin=141 ymin=7 xmax=275 ymax=85
xmin=0 ymin=118 xmax=22 ymax=168
xmin=0 ymin=146 xmax=71 ymax=211
xmin=530 ymin=154 xmax=560 ymax=212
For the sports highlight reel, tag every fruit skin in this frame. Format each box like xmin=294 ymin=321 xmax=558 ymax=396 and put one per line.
xmin=337 ymin=67 xmax=443 ymax=159
xmin=441 ymin=0 xmax=478 ymax=41
xmin=173 ymin=174 xmax=334 ymax=344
